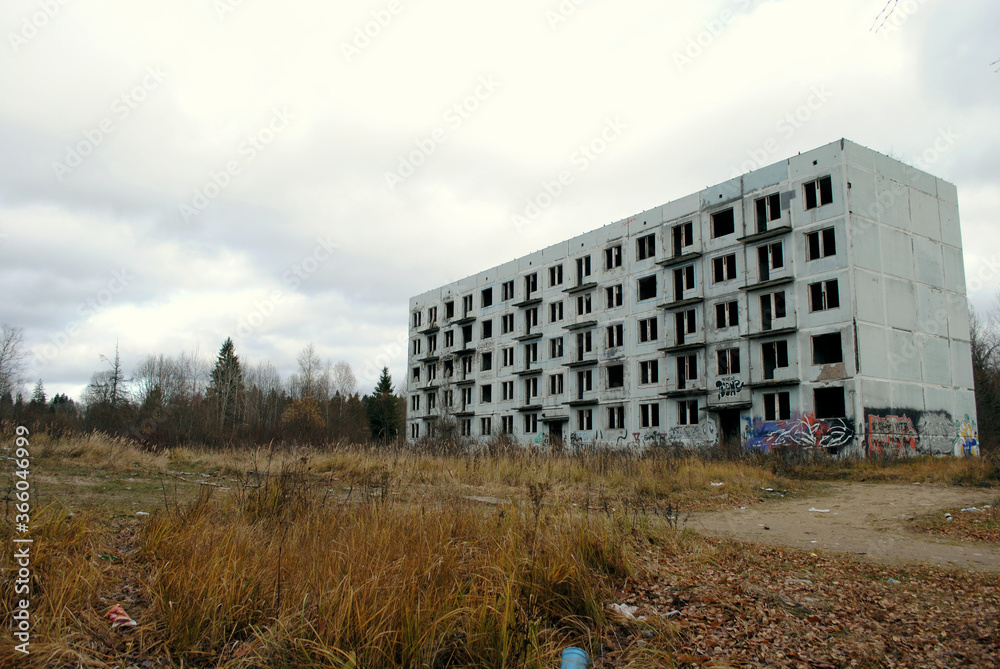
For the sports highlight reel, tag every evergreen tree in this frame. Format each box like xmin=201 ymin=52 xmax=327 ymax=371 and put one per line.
xmin=207 ymin=337 xmax=245 ymax=436
xmin=29 ymin=379 xmax=46 ymax=407
xmin=365 ymin=367 xmax=399 ymax=444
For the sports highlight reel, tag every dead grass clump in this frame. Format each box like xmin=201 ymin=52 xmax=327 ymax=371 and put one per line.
xmin=136 ymin=491 xmax=635 ymax=667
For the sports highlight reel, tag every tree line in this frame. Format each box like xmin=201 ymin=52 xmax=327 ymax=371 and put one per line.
xmin=0 ymin=329 xmax=405 ymax=448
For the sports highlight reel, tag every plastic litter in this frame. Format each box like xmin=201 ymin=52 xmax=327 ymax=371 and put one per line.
xmin=661 ymin=610 xmax=682 ymax=618
xmin=809 ymin=508 xmax=830 ymax=513
xmin=561 ymin=646 xmax=589 ymax=669
xmin=710 ymin=482 xmax=724 ymax=487
xmin=887 ymin=577 xmax=900 ymax=584
xmin=107 ymin=604 xmax=137 ymax=628
xmin=961 ymin=507 xmax=979 ymax=512
xmin=135 ymin=511 xmax=150 ymax=517
xmin=609 ymin=603 xmax=638 ymax=619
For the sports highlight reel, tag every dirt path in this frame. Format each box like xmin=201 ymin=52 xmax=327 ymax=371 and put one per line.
xmin=690 ymin=483 xmax=1000 ymax=572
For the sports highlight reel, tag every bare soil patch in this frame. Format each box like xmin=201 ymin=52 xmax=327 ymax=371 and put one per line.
xmin=690 ymin=482 xmax=1000 ymax=571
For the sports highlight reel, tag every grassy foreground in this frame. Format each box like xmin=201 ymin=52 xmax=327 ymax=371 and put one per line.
xmin=1 ymin=432 xmax=997 ymax=668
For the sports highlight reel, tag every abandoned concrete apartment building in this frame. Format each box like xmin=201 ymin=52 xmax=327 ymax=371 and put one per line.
xmin=406 ymin=139 xmax=980 ymax=457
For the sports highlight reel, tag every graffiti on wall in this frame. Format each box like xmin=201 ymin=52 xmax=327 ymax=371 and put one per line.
xmin=715 ymin=376 xmax=744 ymax=399
xmin=954 ymin=414 xmax=979 ymax=457
xmin=867 ymin=414 xmax=917 ymax=457
xmin=666 ymin=419 xmax=718 ymax=447
xmin=743 ymin=413 xmax=855 ymax=453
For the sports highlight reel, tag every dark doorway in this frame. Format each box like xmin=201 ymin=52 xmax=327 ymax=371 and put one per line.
xmin=548 ymin=420 xmax=565 ymax=447
xmin=718 ymin=409 xmax=741 ymax=444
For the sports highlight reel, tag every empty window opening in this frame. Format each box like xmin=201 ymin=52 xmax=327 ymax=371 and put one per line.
xmin=638 ymin=316 xmax=658 ymax=343
xmin=608 ymin=405 xmax=625 ymax=429
xmin=502 ymin=415 xmax=514 ymax=434
xmin=501 ymin=381 xmax=513 ymax=400
xmin=672 ymin=221 xmax=694 ymax=256
xmin=762 ymin=340 xmax=789 ymax=380
xmin=445 ymin=301 xmax=455 ymax=318
xmin=717 ymin=347 xmax=741 ymax=375
xmin=550 ymin=337 xmax=563 ymax=358
xmin=755 ymin=193 xmax=781 ymax=232
xmin=549 ymin=264 xmax=563 ymax=286
xmin=481 ymin=288 xmax=493 ymax=308
xmin=607 ymin=323 xmax=624 ymax=348
xmin=525 ymin=273 xmax=538 ymax=296
xmin=711 ymin=208 xmax=735 ymax=238
xmin=480 ymin=384 xmax=492 ymax=403
xmin=715 ymin=300 xmax=738 ymax=328
xmin=641 ymin=402 xmax=661 ymax=428
xmin=763 ymin=391 xmax=791 ymax=421
xmin=501 ymin=281 xmax=514 ymax=301
xmin=606 ymin=284 xmax=623 ymax=308
xmin=549 ymin=301 xmax=564 ymax=323
xmin=812 ymin=332 xmax=843 ymax=365
xmin=605 ymin=245 xmax=622 ymax=269
xmin=638 ymin=275 xmax=657 ymax=301
xmin=673 ymin=265 xmax=695 ymax=299
xmin=804 ymin=175 xmax=833 ymax=210
xmin=676 ymin=354 xmax=697 ymax=389
xmin=639 ymin=359 xmax=659 ymax=385
xmin=757 ymin=242 xmax=783 ymax=282
xmin=677 ymin=400 xmax=697 ymax=426
xmin=481 ymin=320 xmax=493 ymax=339
xmin=674 ymin=309 xmax=695 ymax=345
xmin=760 ymin=291 xmax=786 ymax=331
xmin=807 ymin=228 xmax=837 ymax=260
xmin=814 ymin=386 xmax=846 ymax=419
xmin=577 ymin=293 xmax=592 ymax=315
xmin=713 ymin=253 xmax=737 ymax=283
xmin=809 ymin=280 xmax=840 ymax=312
xmin=524 ymin=413 xmax=538 ymax=433
xmin=576 ymin=255 xmax=592 ymax=283
xmin=607 ymin=364 xmax=624 ymax=389
xmin=637 ymin=234 xmax=656 ymax=261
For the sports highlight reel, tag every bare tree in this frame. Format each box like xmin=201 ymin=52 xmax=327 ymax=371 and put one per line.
xmin=0 ymin=324 xmax=28 ymax=401
xmin=331 ymin=360 xmax=357 ymax=397
xmin=132 ymin=354 xmax=184 ymax=406
xmin=289 ymin=343 xmax=331 ymax=401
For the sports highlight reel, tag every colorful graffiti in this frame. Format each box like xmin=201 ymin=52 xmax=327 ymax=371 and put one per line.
xmin=715 ymin=376 xmax=744 ymax=399
xmin=743 ymin=413 xmax=855 ymax=453
xmin=867 ymin=414 xmax=917 ymax=457
xmin=954 ymin=414 xmax=979 ymax=457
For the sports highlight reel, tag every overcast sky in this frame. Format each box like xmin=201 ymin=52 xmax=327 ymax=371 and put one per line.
xmin=1 ymin=0 xmax=998 ymax=401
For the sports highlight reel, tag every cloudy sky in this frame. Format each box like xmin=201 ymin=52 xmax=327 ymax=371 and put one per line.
xmin=1 ymin=0 xmax=998 ymax=401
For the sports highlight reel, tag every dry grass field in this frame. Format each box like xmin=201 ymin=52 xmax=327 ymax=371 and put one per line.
xmin=2 ymin=432 xmax=998 ymax=668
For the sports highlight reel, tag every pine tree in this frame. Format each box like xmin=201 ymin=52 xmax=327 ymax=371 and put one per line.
xmin=365 ymin=367 xmax=399 ymax=444
xmin=207 ymin=337 xmax=245 ymax=436
xmin=30 ymin=379 xmax=46 ymax=407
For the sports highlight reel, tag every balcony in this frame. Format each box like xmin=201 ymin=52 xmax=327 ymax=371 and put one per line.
xmin=657 ymin=251 xmax=702 ymax=269
xmin=562 ymin=281 xmax=597 ymax=295
xmin=737 ymin=224 xmax=792 ymax=244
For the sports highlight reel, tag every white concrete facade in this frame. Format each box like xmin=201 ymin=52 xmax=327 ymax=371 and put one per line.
xmin=407 ymin=139 xmax=980 ymax=457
